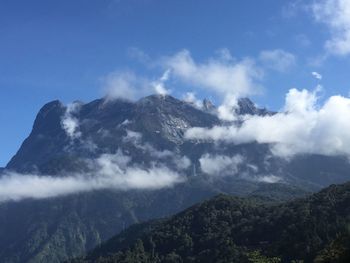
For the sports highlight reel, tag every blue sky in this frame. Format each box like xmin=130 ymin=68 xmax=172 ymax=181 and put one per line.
xmin=1 ymin=0 xmax=350 ymax=166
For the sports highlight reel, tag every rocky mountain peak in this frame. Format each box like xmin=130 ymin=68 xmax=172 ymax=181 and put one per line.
xmin=202 ymin=99 xmax=215 ymax=111
xmin=32 ymin=100 xmax=65 ymax=135
xmin=236 ymin=98 xmax=273 ymax=116
xmin=137 ymin=94 xmax=184 ymax=108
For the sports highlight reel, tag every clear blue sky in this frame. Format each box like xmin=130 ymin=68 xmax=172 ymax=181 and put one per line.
xmin=1 ymin=0 xmax=350 ymax=166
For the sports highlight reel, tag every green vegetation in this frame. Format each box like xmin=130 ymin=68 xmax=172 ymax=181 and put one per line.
xmin=71 ymin=183 xmax=350 ymax=263
xmin=0 ymin=179 xmax=308 ymax=263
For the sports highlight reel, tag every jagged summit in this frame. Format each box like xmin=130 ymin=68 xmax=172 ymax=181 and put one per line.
xmin=34 ymin=95 xmax=268 ymax=123
xmin=6 ymin=94 xmax=219 ymax=172
xmin=6 ymin=94 xmax=271 ymax=173
xmin=236 ymin=97 xmax=273 ymax=116
xmin=137 ymin=94 xmax=189 ymax=109
xmin=138 ymin=93 xmax=172 ymax=101
xmin=202 ymin=98 xmax=215 ymax=111
xmin=6 ymin=93 xmax=350 ymax=193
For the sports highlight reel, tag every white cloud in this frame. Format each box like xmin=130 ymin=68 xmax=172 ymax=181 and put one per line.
xmin=61 ymin=102 xmax=82 ymax=139
xmin=186 ymin=88 xmax=350 ymax=158
xmin=103 ymin=69 xmax=172 ymax=101
xmin=152 ymin=69 xmax=171 ymax=95
xmin=199 ymin=154 xmax=244 ymax=176
xmin=162 ymin=49 xmax=263 ymax=120
xmin=122 ymin=130 xmax=143 ymax=143
xmin=312 ymin=71 xmax=323 ymax=80
xmin=259 ymin=49 xmax=296 ymax=72
xmin=312 ymin=0 xmax=350 ymax=56
xmin=121 ymin=130 xmax=191 ymax=170
xmin=256 ymin=175 xmax=282 ymax=184
xmin=174 ymin=156 xmax=191 ymax=170
xmin=182 ymin=92 xmax=203 ymax=109
xmin=103 ymin=71 xmax=152 ymax=101
xmin=0 ymin=150 xmax=184 ymax=202
xmin=122 ymin=130 xmax=173 ymax=158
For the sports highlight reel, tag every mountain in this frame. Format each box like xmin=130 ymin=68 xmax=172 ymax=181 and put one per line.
xmin=235 ymin=97 xmax=274 ymax=116
xmin=0 ymin=94 xmax=349 ymax=262
xmin=6 ymin=95 xmax=219 ymax=173
xmin=5 ymin=95 xmax=349 ymax=187
xmin=71 ymin=182 xmax=350 ymax=263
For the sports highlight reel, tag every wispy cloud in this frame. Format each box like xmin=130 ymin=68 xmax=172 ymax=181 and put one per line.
xmin=312 ymin=0 xmax=350 ymax=56
xmin=61 ymin=102 xmax=82 ymax=139
xmin=152 ymin=69 xmax=171 ymax=95
xmin=127 ymin=47 xmax=152 ymax=65
xmin=259 ymin=49 xmax=296 ymax=72
xmin=102 ymin=70 xmax=152 ymax=101
xmin=182 ymin=92 xmax=203 ymax=109
xmin=312 ymin=71 xmax=323 ymax=80
xmin=102 ymin=68 xmax=172 ymax=101
xmin=199 ymin=154 xmax=244 ymax=176
xmin=256 ymin=175 xmax=281 ymax=184
xmin=122 ymin=130 xmax=191 ymax=169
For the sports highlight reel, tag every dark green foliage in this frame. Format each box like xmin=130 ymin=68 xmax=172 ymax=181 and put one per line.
xmin=72 ymin=183 xmax=350 ymax=263
xmin=0 ymin=177 xmax=308 ymax=263
xmin=314 ymin=233 xmax=350 ymax=262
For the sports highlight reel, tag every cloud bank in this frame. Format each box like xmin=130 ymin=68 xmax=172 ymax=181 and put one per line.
xmin=0 ymin=150 xmax=184 ymax=202
xmin=186 ymin=88 xmax=350 ymax=158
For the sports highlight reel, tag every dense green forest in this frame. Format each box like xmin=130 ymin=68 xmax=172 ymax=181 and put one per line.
xmin=70 ymin=182 xmax=350 ymax=263
xmin=0 ymin=180 xmax=309 ymax=263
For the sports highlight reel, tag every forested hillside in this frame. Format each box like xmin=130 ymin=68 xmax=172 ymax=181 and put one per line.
xmin=72 ymin=182 xmax=350 ymax=263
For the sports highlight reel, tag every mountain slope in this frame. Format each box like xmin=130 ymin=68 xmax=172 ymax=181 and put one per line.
xmin=6 ymin=95 xmax=219 ymax=173
xmin=72 ymin=182 xmax=350 ymax=263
